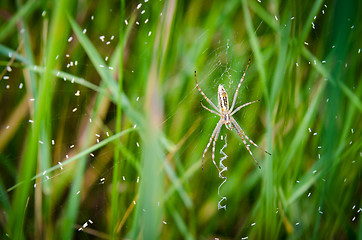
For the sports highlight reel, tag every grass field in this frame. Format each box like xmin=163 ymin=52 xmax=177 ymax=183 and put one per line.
xmin=0 ymin=0 xmax=361 ymax=239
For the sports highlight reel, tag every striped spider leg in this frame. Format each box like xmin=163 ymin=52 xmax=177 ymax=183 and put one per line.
xmin=195 ymin=59 xmax=271 ymax=175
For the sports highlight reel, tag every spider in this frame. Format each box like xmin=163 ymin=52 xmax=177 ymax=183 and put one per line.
xmin=195 ymin=59 xmax=271 ymax=175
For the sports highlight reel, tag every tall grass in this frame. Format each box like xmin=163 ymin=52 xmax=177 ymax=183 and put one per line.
xmin=0 ymin=0 xmax=361 ymax=239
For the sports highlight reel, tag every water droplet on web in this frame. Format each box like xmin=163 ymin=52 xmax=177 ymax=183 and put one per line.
xmin=318 ymin=206 xmax=323 ymax=214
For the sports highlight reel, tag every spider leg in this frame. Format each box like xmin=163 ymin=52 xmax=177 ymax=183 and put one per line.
xmin=240 ymin=131 xmax=261 ymax=169
xmin=231 ymin=119 xmax=261 ymax=168
xmin=200 ymin=101 xmax=221 ymax=116
xmin=230 ymin=99 xmax=260 ymax=116
xmin=202 ymin=120 xmax=223 ymax=171
xmin=230 ymin=59 xmax=251 ymax=112
xmin=195 ymin=71 xmax=219 ymax=112
xmin=231 ymin=117 xmax=271 ymax=155
xmin=212 ymin=122 xmax=225 ymax=177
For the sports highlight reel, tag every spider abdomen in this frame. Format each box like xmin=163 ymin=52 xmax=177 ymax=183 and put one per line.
xmin=218 ymin=85 xmax=229 ymax=113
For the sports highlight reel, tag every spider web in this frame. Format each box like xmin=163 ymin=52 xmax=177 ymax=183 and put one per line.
xmin=218 ymin=134 xmax=228 ymax=210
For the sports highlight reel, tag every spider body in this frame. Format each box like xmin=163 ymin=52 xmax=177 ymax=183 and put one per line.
xmin=195 ymin=59 xmax=271 ymax=175
xmin=217 ymin=85 xmax=232 ymax=130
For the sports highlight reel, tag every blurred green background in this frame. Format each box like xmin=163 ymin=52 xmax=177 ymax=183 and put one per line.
xmin=0 ymin=0 xmax=361 ymax=239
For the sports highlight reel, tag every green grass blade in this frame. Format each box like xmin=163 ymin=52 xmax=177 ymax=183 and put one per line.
xmin=8 ymin=0 xmax=74 ymax=238
xmin=0 ymin=0 xmax=39 ymax=42
xmin=110 ymin=0 xmax=125 ymax=237
xmin=68 ymin=15 xmax=118 ymax=98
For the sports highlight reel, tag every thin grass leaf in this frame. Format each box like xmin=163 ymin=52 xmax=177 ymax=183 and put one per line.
xmin=0 ymin=0 xmax=39 ymax=42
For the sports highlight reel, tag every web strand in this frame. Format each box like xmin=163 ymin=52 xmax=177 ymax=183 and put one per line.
xmin=217 ymin=134 xmax=228 ymax=210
